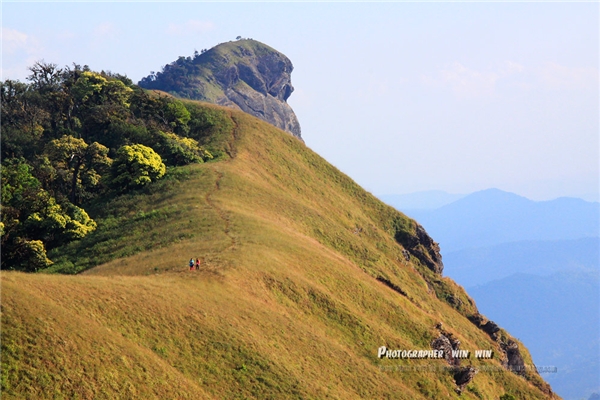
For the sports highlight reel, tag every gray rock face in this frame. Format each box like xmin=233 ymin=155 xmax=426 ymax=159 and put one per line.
xmin=431 ymin=334 xmax=460 ymax=366
xmin=502 ymin=340 xmax=526 ymax=376
xmin=413 ymin=224 xmax=444 ymax=274
xmin=468 ymin=313 xmax=501 ymax=341
xmin=139 ymin=39 xmax=302 ymax=140
xmin=208 ymin=42 xmax=302 ymax=140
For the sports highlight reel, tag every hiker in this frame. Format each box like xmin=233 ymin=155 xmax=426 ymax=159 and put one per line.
xmin=195 ymin=258 xmax=201 ymax=270
xmin=189 ymin=258 xmax=194 ymax=271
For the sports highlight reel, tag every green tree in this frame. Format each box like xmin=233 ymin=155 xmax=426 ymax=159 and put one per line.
xmin=160 ymin=132 xmax=213 ymax=165
xmin=1 ymin=159 xmax=41 ymax=244
xmin=71 ymin=71 xmax=133 ymax=140
xmin=0 ymin=80 xmax=48 ymax=159
xmin=19 ymin=194 xmax=96 ymax=249
xmin=7 ymin=238 xmax=53 ymax=272
xmin=164 ymin=98 xmax=191 ymax=135
xmin=44 ymin=135 xmax=112 ymax=204
xmin=130 ymin=90 xmax=191 ymax=135
xmin=27 ymin=61 xmax=73 ymax=137
xmin=152 ymin=130 xmax=213 ymax=166
xmin=43 ymin=135 xmax=88 ymax=202
xmin=1 ymin=158 xmax=96 ymax=270
xmin=72 ymin=71 xmax=133 ymax=110
xmin=110 ymin=144 xmax=166 ymax=191
xmin=81 ymin=141 xmax=112 ymax=196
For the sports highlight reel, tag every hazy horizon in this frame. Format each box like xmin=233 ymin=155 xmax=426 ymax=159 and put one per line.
xmin=377 ymin=188 xmax=600 ymax=204
xmin=3 ymin=2 xmax=598 ymax=201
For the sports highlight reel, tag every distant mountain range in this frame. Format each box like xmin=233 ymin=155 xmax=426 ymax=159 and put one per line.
xmin=378 ymin=190 xmax=466 ymax=210
xmin=469 ymin=271 xmax=600 ymax=400
xmin=404 ymin=188 xmax=599 ymax=252
xmin=444 ymin=237 xmax=599 ymax=287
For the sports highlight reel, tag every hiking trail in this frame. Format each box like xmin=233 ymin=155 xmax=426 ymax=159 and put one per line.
xmin=204 ymin=113 xmax=239 ymax=260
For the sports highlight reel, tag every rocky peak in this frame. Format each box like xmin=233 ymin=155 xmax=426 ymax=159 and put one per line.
xmin=139 ymin=39 xmax=302 ymax=140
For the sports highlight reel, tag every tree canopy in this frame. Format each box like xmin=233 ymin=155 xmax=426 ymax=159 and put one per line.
xmin=110 ymin=144 xmax=166 ymax=191
xmin=1 ymin=61 xmax=215 ymax=272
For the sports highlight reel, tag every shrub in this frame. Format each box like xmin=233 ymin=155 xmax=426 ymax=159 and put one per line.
xmin=110 ymin=144 xmax=166 ymax=192
xmin=155 ymin=131 xmax=213 ymax=166
xmin=8 ymin=238 xmax=53 ymax=272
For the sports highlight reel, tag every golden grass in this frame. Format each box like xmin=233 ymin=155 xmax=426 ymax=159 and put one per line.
xmin=2 ymin=105 xmax=556 ymax=399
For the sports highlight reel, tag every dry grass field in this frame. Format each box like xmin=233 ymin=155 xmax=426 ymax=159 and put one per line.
xmin=1 ymin=104 xmax=555 ymax=399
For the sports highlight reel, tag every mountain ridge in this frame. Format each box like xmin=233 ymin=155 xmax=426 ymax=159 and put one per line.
xmin=378 ymin=190 xmax=467 ymax=211
xmin=1 ymin=101 xmax=556 ymax=398
xmin=406 ymin=188 xmax=599 ymax=252
xmin=444 ymin=237 xmax=599 ymax=287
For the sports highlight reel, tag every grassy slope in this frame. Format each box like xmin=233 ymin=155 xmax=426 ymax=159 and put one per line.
xmin=2 ymin=104 xmax=555 ymax=399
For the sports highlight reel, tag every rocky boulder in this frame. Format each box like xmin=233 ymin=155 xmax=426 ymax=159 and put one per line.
xmin=431 ymin=333 xmax=460 ymax=366
xmin=468 ymin=313 xmax=502 ymax=341
xmin=501 ymin=340 xmax=526 ymax=376
xmin=453 ymin=366 xmax=478 ymax=394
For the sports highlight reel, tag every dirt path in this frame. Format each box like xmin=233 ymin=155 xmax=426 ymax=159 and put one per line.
xmin=203 ymin=112 xmax=240 ymax=257
xmin=204 ymin=169 xmax=237 ymax=253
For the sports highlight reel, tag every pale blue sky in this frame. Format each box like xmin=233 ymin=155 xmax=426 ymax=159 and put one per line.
xmin=3 ymin=2 xmax=598 ymax=201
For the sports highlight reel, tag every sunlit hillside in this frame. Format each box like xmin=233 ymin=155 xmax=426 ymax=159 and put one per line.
xmin=1 ymin=103 xmax=556 ymax=399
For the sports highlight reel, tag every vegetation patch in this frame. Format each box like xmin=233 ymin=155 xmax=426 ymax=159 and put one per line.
xmin=1 ymin=65 xmax=228 ymax=272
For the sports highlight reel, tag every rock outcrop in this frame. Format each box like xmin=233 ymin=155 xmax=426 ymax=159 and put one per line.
xmin=392 ymin=218 xmax=444 ymax=274
xmin=469 ymin=313 xmax=501 ymax=340
xmin=453 ymin=366 xmax=478 ymax=394
xmin=431 ymin=328 xmax=477 ymax=393
xmin=431 ymin=325 xmax=463 ymax=366
xmin=501 ymin=340 xmax=526 ymax=376
xmin=139 ymin=39 xmax=302 ymax=140
xmin=431 ymin=334 xmax=459 ymax=366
